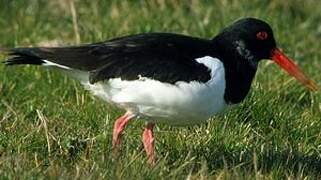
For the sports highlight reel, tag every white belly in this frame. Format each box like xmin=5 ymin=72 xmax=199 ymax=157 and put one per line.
xmin=82 ymin=56 xmax=228 ymax=126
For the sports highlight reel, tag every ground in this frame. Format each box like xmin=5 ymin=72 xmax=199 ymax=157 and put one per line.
xmin=0 ymin=0 xmax=321 ymax=179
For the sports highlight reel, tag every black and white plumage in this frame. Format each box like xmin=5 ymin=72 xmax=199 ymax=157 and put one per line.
xmin=3 ymin=18 xmax=317 ymax=164
xmin=6 ymin=33 xmax=228 ymax=125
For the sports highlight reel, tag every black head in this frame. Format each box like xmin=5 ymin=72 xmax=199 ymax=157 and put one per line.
xmin=214 ymin=17 xmax=317 ymax=95
xmin=213 ymin=18 xmax=277 ymax=66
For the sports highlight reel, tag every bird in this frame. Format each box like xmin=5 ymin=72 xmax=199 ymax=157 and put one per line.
xmin=2 ymin=17 xmax=318 ymax=165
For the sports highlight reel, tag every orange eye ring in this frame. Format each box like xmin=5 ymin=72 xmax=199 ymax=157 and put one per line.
xmin=256 ymin=31 xmax=268 ymax=40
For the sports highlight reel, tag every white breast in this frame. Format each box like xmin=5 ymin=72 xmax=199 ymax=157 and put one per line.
xmin=82 ymin=56 xmax=227 ymax=126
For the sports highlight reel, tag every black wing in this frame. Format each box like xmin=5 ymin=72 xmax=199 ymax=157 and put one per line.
xmin=5 ymin=33 xmax=216 ymax=84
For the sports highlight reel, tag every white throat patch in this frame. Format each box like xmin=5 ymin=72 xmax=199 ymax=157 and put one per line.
xmin=234 ymin=40 xmax=257 ymax=67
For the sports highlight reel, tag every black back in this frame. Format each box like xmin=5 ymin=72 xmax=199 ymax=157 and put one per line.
xmin=88 ymin=33 xmax=215 ymax=84
xmin=4 ymin=18 xmax=278 ymax=105
xmin=7 ymin=33 xmax=215 ymax=84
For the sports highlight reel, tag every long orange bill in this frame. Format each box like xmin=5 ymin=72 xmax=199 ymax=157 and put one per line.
xmin=270 ymin=48 xmax=318 ymax=91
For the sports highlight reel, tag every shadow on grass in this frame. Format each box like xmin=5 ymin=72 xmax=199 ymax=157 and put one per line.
xmin=166 ymin=145 xmax=321 ymax=176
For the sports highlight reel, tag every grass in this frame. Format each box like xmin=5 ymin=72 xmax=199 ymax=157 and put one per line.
xmin=1 ymin=0 xmax=321 ymax=179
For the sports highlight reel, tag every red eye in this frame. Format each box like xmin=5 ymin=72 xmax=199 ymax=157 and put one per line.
xmin=256 ymin=31 xmax=268 ymax=40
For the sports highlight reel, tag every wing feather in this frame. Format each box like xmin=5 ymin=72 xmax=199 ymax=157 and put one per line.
xmin=5 ymin=33 xmax=215 ymax=84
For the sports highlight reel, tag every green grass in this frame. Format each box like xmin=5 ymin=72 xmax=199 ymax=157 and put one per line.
xmin=1 ymin=0 xmax=321 ymax=179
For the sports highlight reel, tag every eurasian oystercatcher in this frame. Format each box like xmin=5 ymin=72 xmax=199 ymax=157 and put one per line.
xmin=2 ymin=18 xmax=318 ymax=164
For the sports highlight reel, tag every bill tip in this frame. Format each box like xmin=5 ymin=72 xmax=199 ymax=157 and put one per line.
xmin=306 ymin=80 xmax=319 ymax=91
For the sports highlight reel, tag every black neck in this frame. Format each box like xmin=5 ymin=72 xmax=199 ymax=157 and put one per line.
xmin=212 ymin=41 xmax=258 ymax=104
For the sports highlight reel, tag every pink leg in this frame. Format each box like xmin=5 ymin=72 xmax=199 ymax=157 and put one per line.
xmin=112 ymin=112 xmax=135 ymax=151
xmin=142 ymin=122 xmax=155 ymax=165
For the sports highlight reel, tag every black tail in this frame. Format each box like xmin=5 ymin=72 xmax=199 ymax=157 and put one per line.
xmin=2 ymin=48 xmax=45 ymax=66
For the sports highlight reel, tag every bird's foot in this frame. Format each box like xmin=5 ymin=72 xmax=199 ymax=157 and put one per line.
xmin=142 ymin=122 xmax=155 ymax=166
xmin=112 ymin=112 xmax=135 ymax=154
